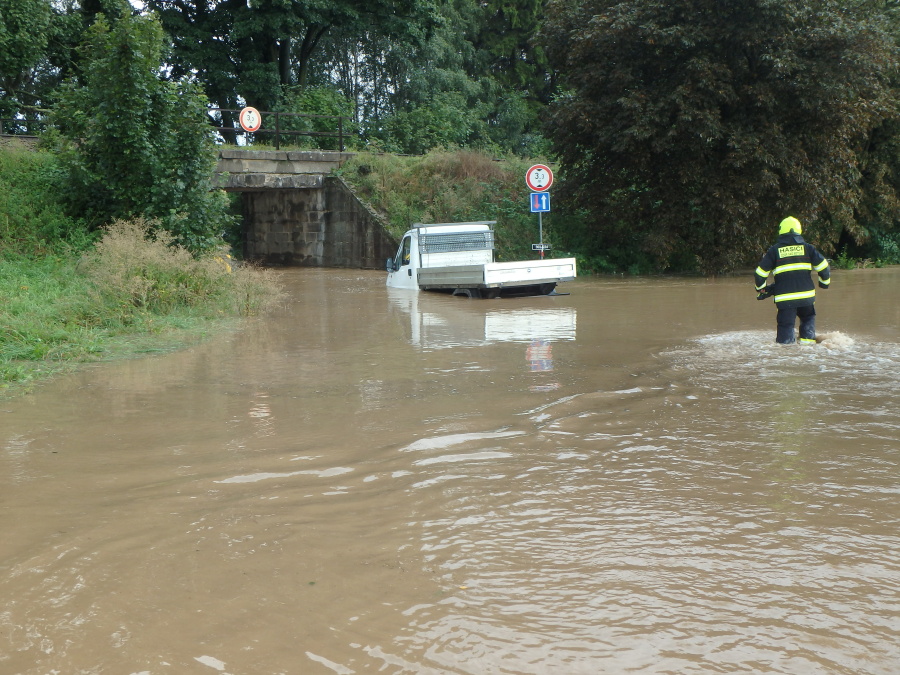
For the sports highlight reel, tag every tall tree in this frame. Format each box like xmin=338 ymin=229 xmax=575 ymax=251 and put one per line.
xmin=53 ymin=12 xmax=229 ymax=250
xmin=473 ymin=0 xmax=553 ymax=103
xmin=333 ymin=0 xmax=554 ymax=154
xmin=540 ymin=0 xmax=900 ymax=273
xmin=149 ymin=0 xmax=434 ymax=113
xmin=0 ymin=0 xmax=132 ymax=126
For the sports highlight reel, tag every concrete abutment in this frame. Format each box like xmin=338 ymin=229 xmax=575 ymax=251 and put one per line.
xmin=217 ymin=150 xmax=396 ymax=269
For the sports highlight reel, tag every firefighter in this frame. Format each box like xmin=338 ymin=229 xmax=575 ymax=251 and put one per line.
xmin=754 ymin=216 xmax=831 ymax=344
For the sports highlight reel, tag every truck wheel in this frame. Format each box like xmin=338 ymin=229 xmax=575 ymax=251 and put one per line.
xmin=540 ymin=283 xmax=556 ymax=295
xmin=452 ymin=288 xmax=481 ymax=299
xmin=482 ymin=289 xmax=500 ymax=299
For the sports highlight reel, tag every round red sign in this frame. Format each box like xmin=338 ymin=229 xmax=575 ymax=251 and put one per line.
xmin=239 ymin=106 xmax=262 ymax=133
xmin=525 ymin=164 xmax=554 ymax=192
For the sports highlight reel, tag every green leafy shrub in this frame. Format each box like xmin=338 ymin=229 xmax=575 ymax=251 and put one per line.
xmin=872 ymin=231 xmax=900 ymax=266
xmin=834 ymin=247 xmax=860 ymax=270
xmin=273 ymin=85 xmax=359 ymax=151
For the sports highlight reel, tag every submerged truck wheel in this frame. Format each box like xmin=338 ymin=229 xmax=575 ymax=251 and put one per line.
xmin=452 ymin=288 xmax=482 ymax=299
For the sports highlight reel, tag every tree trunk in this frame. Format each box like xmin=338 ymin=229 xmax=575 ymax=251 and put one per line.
xmin=279 ymin=39 xmax=292 ymax=86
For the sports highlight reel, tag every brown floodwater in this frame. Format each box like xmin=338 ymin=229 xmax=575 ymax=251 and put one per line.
xmin=2 ymin=268 xmax=900 ymax=674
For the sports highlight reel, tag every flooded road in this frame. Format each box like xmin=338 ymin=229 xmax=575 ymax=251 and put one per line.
xmin=2 ymin=268 xmax=900 ymax=674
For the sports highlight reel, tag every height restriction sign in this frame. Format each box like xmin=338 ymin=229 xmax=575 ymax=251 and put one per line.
xmin=239 ymin=106 xmax=262 ymax=132
xmin=525 ymin=164 xmax=553 ymax=192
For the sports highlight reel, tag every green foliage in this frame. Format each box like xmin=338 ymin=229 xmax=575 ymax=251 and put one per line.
xmin=0 ymin=0 xmax=52 ymax=112
xmin=475 ymin=0 xmax=549 ymax=95
xmin=0 ymin=145 xmax=93 ymax=256
xmin=150 ymin=0 xmax=435 ymax=113
xmin=836 ymin=226 xmax=900 ymax=266
xmin=377 ymin=92 xmax=483 ymax=155
xmin=541 ymin=0 xmax=900 ymax=274
xmin=834 ymin=248 xmax=861 ymax=270
xmin=52 ymin=12 xmax=232 ymax=251
xmin=872 ymin=230 xmax=900 ymax=264
xmin=78 ymin=218 xmax=281 ymax=317
xmin=272 ymin=85 xmax=358 ymax=150
xmin=356 ymin=0 xmax=553 ymax=156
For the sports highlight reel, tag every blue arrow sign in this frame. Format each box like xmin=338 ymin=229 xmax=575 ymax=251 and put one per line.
xmin=530 ymin=192 xmax=551 ymax=213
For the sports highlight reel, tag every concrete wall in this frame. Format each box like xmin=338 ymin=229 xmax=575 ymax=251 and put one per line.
xmin=241 ymin=176 xmax=397 ymax=268
xmin=217 ymin=149 xmax=353 ymax=178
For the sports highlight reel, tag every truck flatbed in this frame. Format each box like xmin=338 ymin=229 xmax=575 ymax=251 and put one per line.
xmin=417 ymin=259 xmax=577 ymax=290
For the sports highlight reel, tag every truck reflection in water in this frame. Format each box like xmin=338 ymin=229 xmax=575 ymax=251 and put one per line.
xmin=387 ymin=288 xmax=575 ymax=391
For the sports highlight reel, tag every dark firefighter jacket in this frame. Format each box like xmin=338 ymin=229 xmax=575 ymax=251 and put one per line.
xmin=754 ymin=233 xmax=831 ymax=308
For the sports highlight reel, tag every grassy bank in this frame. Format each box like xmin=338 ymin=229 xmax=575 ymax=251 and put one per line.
xmin=3 ymin=256 xmax=207 ymax=389
xmin=1 ymin=147 xmax=282 ymax=397
xmin=337 ymin=150 xmax=597 ymax=265
xmin=1 ymin=221 xmax=282 ymax=395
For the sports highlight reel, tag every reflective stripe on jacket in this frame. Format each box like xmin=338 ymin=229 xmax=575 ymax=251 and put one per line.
xmin=754 ymin=234 xmax=830 ymax=308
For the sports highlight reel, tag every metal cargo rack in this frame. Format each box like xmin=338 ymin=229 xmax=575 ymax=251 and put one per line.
xmin=419 ymin=231 xmax=494 ymax=254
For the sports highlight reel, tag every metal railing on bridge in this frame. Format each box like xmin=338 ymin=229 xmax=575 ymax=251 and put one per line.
xmin=0 ymin=118 xmax=45 ymax=138
xmin=208 ymin=108 xmax=351 ymax=152
xmin=2 ymin=109 xmax=352 ymax=152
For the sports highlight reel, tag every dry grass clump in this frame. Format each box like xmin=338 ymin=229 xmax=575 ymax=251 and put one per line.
xmin=418 ymin=149 xmax=512 ymax=183
xmin=79 ymin=217 xmax=282 ymax=320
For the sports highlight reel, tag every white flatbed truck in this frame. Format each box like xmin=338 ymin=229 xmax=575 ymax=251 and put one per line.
xmin=385 ymin=221 xmax=577 ymax=298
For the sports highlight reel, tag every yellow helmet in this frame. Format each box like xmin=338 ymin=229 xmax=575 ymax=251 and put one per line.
xmin=779 ymin=216 xmax=802 ymax=235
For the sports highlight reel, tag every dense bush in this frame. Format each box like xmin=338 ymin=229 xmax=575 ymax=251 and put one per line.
xmin=272 ymin=85 xmax=359 ymax=151
xmin=541 ymin=0 xmax=900 ymax=274
xmin=79 ymin=218 xmax=282 ymax=319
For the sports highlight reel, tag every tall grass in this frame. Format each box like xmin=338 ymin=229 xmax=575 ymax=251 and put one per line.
xmin=1 ymin=218 xmax=282 ymax=393
xmin=78 ymin=218 xmax=281 ymax=319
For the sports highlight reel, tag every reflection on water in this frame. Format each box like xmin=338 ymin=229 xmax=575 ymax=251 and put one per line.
xmin=388 ymin=288 xmax=572 ymax=394
xmin=2 ymin=268 xmax=899 ymax=674
xmin=387 ymin=287 xmax=577 ymax=349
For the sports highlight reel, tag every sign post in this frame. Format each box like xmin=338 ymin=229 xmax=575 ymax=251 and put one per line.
xmin=525 ymin=165 xmax=554 ymax=258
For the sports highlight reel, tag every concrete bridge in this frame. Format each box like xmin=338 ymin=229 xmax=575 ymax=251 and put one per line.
xmin=216 ymin=149 xmax=396 ymax=268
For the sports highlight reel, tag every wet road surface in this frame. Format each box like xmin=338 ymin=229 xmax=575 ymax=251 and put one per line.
xmin=2 ymin=268 xmax=900 ymax=674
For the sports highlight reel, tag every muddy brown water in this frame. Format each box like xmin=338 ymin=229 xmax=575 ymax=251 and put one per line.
xmin=2 ymin=268 xmax=900 ymax=674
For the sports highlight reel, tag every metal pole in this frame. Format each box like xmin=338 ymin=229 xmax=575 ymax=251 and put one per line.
xmin=538 ymin=211 xmax=544 ymax=259
xmin=275 ymin=111 xmax=280 ymax=150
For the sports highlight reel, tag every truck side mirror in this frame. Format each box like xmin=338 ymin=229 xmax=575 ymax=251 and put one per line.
xmin=386 ymin=257 xmax=395 ymax=272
